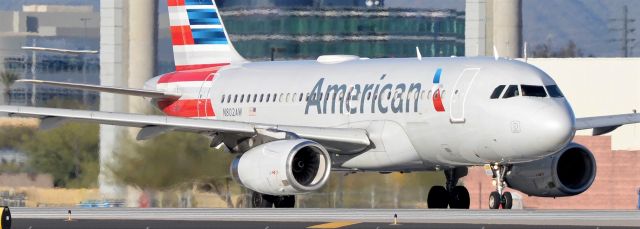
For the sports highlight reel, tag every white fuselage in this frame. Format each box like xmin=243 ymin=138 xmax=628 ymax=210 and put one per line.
xmin=148 ymin=57 xmax=576 ymax=171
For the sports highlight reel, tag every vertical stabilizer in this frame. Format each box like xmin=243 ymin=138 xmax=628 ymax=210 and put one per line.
xmin=167 ymin=0 xmax=246 ymax=71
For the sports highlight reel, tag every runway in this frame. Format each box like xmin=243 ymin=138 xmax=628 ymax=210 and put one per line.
xmin=9 ymin=208 xmax=640 ymax=228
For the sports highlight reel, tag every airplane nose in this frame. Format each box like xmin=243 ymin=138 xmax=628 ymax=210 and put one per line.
xmin=533 ymin=103 xmax=575 ymax=154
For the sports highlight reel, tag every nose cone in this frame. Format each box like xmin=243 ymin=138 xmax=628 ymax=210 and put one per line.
xmin=532 ymin=102 xmax=575 ymax=154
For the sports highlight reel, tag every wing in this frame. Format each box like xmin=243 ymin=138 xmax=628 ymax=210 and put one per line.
xmin=575 ymin=113 xmax=640 ymax=136
xmin=17 ymin=79 xmax=181 ymax=99
xmin=0 ymin=105 xmax=370 ymax=154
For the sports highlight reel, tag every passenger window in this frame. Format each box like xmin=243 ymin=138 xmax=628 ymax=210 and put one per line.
xmin=299 ymin=93 xmax=304 ymax=102
xmin=273 ymin=93 xmax=277 ymax=102
xmin=490 ymin=85 xmax=506 ymax=99
xmin=221 ymin=94 xmax=225 ymax=103
xmin=234 ymin=94 xmax=238 ymax=103
xmin=427 ymin=90 xmax=432 ymax=99
xmin=266 ymin=94 xmax=271 ymax=102
xmin=502 ymin=85 xmax=519 ymax=98
xmin=240 ymin=94 xmax=244 ymax=103
xmin=253 ymin=94 xmax=257 ymax=103
xmin=521 ymin=85 xmax=547 ymax=97
xmin=260 ymin=94 xmax=264 ymax=102
xmin=227 ymin=95 xmax=231 ymax=103
xmin=546 ymin=85 xmax=565 ymax=98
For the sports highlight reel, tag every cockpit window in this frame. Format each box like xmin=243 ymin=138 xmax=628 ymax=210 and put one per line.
xmin=502 ymin=85 xmax=519 ymax=98
xmin=521 ymin=85 xmax=547 ymax=97
xmin=490 ymin=85 xmax=506 ymax=99
xmin=546 ymin=85 xmax=565 ymax=98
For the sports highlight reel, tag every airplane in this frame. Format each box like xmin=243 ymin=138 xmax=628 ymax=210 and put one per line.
xmin=2 ymin=0 xmax=640 ymax=210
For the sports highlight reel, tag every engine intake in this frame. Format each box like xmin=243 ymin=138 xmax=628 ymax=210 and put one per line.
xmin=505 ymin=143 xmax=596 ymax=197
xmin=230 ymin=139 xmax=331 ymax=195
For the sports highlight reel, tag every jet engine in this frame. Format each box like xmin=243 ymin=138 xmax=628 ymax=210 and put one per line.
xmin=505 ymin=143 xmax=596 ymax=197
xmin=230 ymin=139 xmax=331 ymax=195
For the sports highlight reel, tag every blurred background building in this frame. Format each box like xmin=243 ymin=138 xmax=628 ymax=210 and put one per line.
xmin=0 ymin=4 xmax=99 ymax=107
xmin=0 ymin=0 xmax=639 ymax=209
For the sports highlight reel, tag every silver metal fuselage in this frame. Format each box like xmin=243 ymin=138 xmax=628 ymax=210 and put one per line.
xmin=148 ymin=57 xmax=576 ymax=171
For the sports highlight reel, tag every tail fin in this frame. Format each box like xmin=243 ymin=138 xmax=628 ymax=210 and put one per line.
xmin=167 ymin=0 xmax=246 ymax=71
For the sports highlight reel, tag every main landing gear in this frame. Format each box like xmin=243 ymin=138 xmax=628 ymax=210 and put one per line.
xmin=251 ymin=191 xmax=295 ymax=208
xmin=488 ymin=163 xmax=513 ymax=209
xmin=427 ymin=167 xmax=470 ymax=209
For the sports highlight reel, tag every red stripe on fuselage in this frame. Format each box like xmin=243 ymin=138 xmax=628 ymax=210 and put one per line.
xmin=171 ymin=26 xmax=194 ymax=45
xmin=158 ymin=64 xmax=228 ymax=83
xmin=433 ymin=89 xmax=445 ymax=112
xmin=167 ymin=0 xmax=185 ymax=6
xmin=157 ymin=99 xmax=215 ymax=118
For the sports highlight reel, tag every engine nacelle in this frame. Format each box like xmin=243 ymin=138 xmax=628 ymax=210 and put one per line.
xmin=505 ymin=143 xmax=596 ymax=197
xmin=230 ymin=139 xmax=331 ymax=195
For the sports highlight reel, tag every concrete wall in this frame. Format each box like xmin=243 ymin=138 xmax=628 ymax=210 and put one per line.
xmin=526 ymin=58 xmax=640 ymax=150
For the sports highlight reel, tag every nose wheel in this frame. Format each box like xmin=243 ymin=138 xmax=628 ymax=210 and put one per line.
xmin=488 ymin=163 xmax=513 ymax=209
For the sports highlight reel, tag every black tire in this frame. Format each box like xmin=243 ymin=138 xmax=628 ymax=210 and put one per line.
xmin=449 ymin=186 xmax=470 ymax=209
xmin=502 ymin=192 xmax=513 ymax=209
xmin=427 ymin=186 xmax=449 ymax=209
xmin=1 ymin=206 xmax=10 ymax=229
xmin=274 ymin=195 xmax=296 ymax=208
xmin=251 ymin=192 xmax=273 ymax=208
xmin=488 ymin=191 xmax=501 ymax=209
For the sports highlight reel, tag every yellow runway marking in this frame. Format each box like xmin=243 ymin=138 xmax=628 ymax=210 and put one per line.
xmin=307 ymin=221 xmax=360 ymax=228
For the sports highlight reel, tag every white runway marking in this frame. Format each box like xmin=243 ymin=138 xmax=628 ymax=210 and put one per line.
xmin=9 ymin=208 xmax=640 ymax=227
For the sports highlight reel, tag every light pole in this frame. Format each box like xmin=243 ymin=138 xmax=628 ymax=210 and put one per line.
xmin=21 ymin=46 xmax=98 ymax=106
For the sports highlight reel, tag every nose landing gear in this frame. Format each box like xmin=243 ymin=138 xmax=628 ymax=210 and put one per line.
xmin=488 ymin=163 xmax=513 ymax=209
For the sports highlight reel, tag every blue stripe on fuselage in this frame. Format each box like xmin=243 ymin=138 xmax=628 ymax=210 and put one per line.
xmin=433 ymin=68 xmax=442 ymax=84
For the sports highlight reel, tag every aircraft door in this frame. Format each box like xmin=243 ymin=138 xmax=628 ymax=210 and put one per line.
xmin=197 ymin=74 xmax=215 ymax=118
xmin=449 ymin=68 xmax=480 ymax=123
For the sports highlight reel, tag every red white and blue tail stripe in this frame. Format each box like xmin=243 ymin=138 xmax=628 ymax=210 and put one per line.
xmin=167 ymin=0 xmax=245 ymax=71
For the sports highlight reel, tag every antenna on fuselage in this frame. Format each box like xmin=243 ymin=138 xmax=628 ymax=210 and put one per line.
xmin=493 ymin=45 xmax=500 ymax=60
xmin=416 ymin=46 xmax=422 ymax=61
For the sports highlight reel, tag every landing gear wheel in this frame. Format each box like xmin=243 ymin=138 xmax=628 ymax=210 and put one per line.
xmin=449 ymin=186 xmax=470 ymax=209
xmin=274 ymin=195 xmax=295 ymax=208
xmin=427 ymin=186 xmax=449 ymax=209
xmin=1 ymin=206 xmax=10 ymax=229
xmin=488 ymin=191 xmax=501 ymax=209
xmin=501 ymin=192 xmax=513 ymax=209
xmin=251 ymin=192 xmax=273 ymax=208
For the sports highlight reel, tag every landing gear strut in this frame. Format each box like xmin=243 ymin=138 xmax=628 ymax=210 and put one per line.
xmin=427 ymin=167 xmax=470 ymax=209
xmin=251 ymin=191 xmax=295 ymax=208
xmin=488 ymin=163 xmax=513 ymax=209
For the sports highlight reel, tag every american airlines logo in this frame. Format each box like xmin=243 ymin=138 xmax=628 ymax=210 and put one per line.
xmin=305 ymin=74 xmax=423 ymax=115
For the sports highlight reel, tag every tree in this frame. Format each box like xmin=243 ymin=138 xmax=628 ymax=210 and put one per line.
xmin=1 ymin=71 xmax=19 ymax=105
xmin=20 ymin=123 xmax=100 ymax=188
xmin=110 ymin=132 xmax=236 ymax=207
xmin=531 ymin=40 xmax=586 ymax=58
